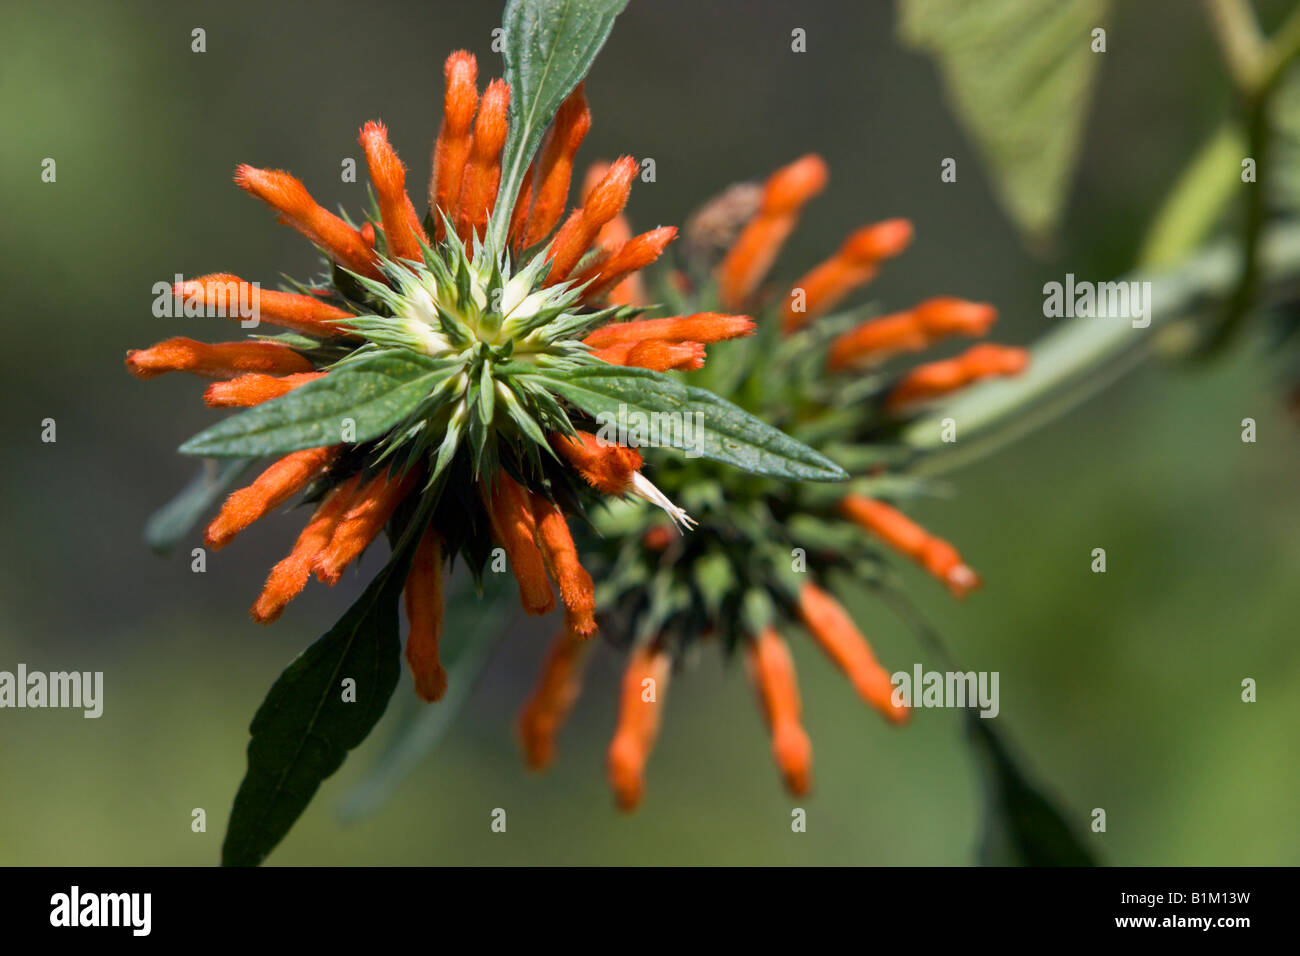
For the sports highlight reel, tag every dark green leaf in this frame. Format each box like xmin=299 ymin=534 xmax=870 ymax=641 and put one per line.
xmin=490 ymin=0 xmax=629 ymax=248
xmin=143 ymin=458 xmax=251 ymax=553
xmin=528 ymin=365 xmax=849 ymax=481
xmin=966 ymin=710 xmax=1098 ymax=866
xmin=221 ymin=562 xmax=406 ymax=866
xmin=180 ymin=351 xmax=444 ymax=458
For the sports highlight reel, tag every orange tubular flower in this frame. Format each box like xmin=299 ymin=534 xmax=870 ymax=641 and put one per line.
xmin=593 ymin=339 xmax=706 ymax=371
xmin=359 ymin=121 xmax=427 ymax=263
xmin=205 ymin=446 xmax=339 ymax=550
xmin=125 ymin=337 xmax=315 ymax=380
xmin=716 ymin=153 xmax=829 ymax=310
xmin=828 ymin=297 xmax=998 ymax=370
xmin=403 ymin=525 xmax=448 ymax=702
xmin=583 ymin=312 xmax=755 ymax=348
xmin=520 ymin=84 xmax=592 ymax=249
xmin=781 ymin=218 xmax=914 ymax=334
xmin=313 ymin=467 xmax=420 ymax=586
xmin=251 ymin=474 xmax=362 ymax=624
xmin=549 ymin=431 xmax=643 ymax=496
xmin=607 ymin=644 xmax=672 ymax=811
xmin=453 ymin=79 xmax=510 ymax=243
xmin=797 ymin=583 xmax=907 ymax=723
xmin=234 ymin=165 xmax=380 ymax=279
xmin=571 ymin=225 xmax=677 ymax=303
xmin=531 ymin=496 xmax=598 ymax=637
xmin=483 ymin=473 xmax=556 ymax=616
xmin=839 ymin=494 xmax=981 ymax=598
xmin=546 ymin=155 xmax=638 ymax=283
xmin=885 ymin=343 xmax=1029 ymax=412
xmin=747 ymin=628 xmax=813 ymax=796
xmin=429 ymin=50 xmax=479 ymax=240
xmin=170 ymin=274 xmax=355 ymax=338
xmin=203 ymin=371 xmax=326 ymax=408
xmin=518 ymin=627 xmax=592 ymax=769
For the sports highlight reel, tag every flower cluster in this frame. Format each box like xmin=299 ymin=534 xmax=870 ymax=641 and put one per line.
xmin=516 ymin=154 xmax=1030 ymax=808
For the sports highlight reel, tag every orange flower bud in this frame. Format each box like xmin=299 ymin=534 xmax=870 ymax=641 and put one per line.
xmin=403 ymin=524 xmax=447 ymax=702
xmin=607 ymin=644 xmax=671 ymax=811
xmin=429 ymin=50 xmax=479 ymax=239
xmin=205 ymin=446 xmax=338 ymax=550
xmin=313 ymin=466 xmax=419 ymax=586
xmin=203 ymin=371 xmax=326 ymax=408
xmin=746 ymin=628 xmax=812 ymax=795
xmin=839 ymin=494 xmax=980 ymax=598
xmin=583 ymin=312 xmax=755 ymax=349
xmin=642 ymin=525 xmax=675 ymax=551
xmin=797 ymin=583 xmax=907 ymax=723
xmin=518 ymin=627 xmax=591 ymax=770
xmin=716 ymin=154 xmax=828 ymax=309
xmin=826 ymin=309 xmax=928 ymax=370
xmin=885 ymin=343 xmax=1029 ymax=411
xmin=546 ymin=155 xmax=638 ymax=283
xmin=593 ymin=339 xmax=706 ymax=371
xmin=520 ymin=85 xmax=592 ymax=248
xmin=125 ymin=337 xmax=315 ymax=380
xmin=571 ymin=226 xmax=677 ymax=303
xmin=549 ymin=431 xmax=643 ymax=496
xmin=234 ymin=165 xmax=380 ymax=279
xmin=170 ymin=274 xmax=354 ymax=338
xmin=251 ymin=474 xmax=361 ymax=624
xmin=359 ymin=121 xmax=426 ymax=263
xmin=453 ymin=78 xmax=510 ymax=242
xmin=531 ymin=496 xmax=597 ymax=638
xmin=781 ymin=219 xmax=913 ymax=333
xmin=912 ymin=297 xmax=998 ymax=338
xmin=483 ymin=473 xmax=555 ymax=615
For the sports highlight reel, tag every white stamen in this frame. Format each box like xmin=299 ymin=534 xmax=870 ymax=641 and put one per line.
xmin=630 ymin=472 xmax=697 ymax=531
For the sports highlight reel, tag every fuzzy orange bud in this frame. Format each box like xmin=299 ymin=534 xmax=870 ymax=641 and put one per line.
xmin=584 ymin=312 xmax=755 ymax=349
xmin=592 ymin=339 xmax=706 ymax=371
xmin=205 ymin=446 xmax=338 ymax=550
xmin=313 ymin=467 xmax=419 ymax=586
xmin=403 ymin=524 xmax=447 ymax=702
xmin=885 ymin=343 xmax=1028 ymax=411
xmin=549 ymin=431 xmax=643 ymax=496
xmin=716 ymin=154 xmax=828 ymax=309
xmin=251 ymin=474 xmax=361 ymax=624
xmin=781 ymin=219 xmax=913 ymax=333
xmin=429 ymin=50 xmax=479 ymax=238
xmin=453 ymin=78 xmax=510 ymax=242
xmin=571 ymin=226 xmax=677 ymax=303
xmin=483 ymin=473 xmax=555 ymax=615
xmin=839 ymin=494 xmax=980 ymax=598
xmin=203 ymin=371 xmax=326 ymax=408
xmin=797 ymin=583 xmax=907 ymax=723
xmin=546 ymin=156 xmax=638 ymax=283
xmin=520 ymin=85 xmax=592 ymax=248
xmin=531 ymin=496 xmax=597 ymax=638
xmin=169 ymin=274 xmax=354 ymax=338
xmin=125 ymin=337 xmax=315 ymax=380
xmin=912 ymin=297 xmax=999 ymax=338
xmin=607 ymin=644 xmax=671 ymax=811
xmin=359 ymin=121 xmax=426 ymax=263
xmin=234 ymin=165 xmax=380 ymax=279
xmin=747 ymin=628 xmax=812 ymax=796
xmin=518 ymin=627 xmax=591 ymax=770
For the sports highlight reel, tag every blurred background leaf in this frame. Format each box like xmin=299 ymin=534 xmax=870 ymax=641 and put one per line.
xmin=898 ymin=0 xmax=1110 ymax=246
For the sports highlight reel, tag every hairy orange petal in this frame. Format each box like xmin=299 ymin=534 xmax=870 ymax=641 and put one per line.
xmin=797 ymin=583 xmax=907 ymax=723
xmin=546 ymin=156 xmax=637 ymax=283
xmin=453 ymin=78 xmax=510 ymax=242
xmin=170 ymin=274 xmax=354 ymax=338
xmin=607 ymin=644 xmax=671 ymax=811
xmin=203 ymin=371 xmax=326 ymax=408
xmin=206 ymin=446 xmax=338 ymax=550
xmin=885 ymin=343 xmax=1029 ymax=411
xmin=747 ymin=628 xmax=812 ymax=796
xmin=530 ymin=496 xmax=597 ymax=638
xmin=359 ymin=121 xmax=426 ymax=263
xmin=125 ymin=337 xmax=314 ymax=380
xmin=839 ymin=494 xmax=980 ymax=598
xmin=781 ymin=219 xmax=913 ymax=333
xmin=521 ymin=85 xmax=592 ymax=249
xmin=313 ymin=467 xmax=418 ymax=585
xmin=483 ymin=473 xmax=555 ymax=615
xmin=549 ymin=431 xmax=643 ymax=496
xmin=518 ymin=627 xmax=591 ymax=770
xmin=403 ymin=524 xmax=447 ymax=702
xmin=584 ymin=311 xmax=754 ymax=349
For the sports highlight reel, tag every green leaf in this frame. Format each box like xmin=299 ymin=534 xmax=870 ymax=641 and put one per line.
xmin=899 ymin=0 xmax=1110 ymax=244
xmin=221 ymin=561 xmax=406 ymax=866
xmin=180 ymin=351 xmax=445 ymax=458
xmin=336 ymin=573 xmax=513 ymax=822
xmin=143 ymin=458 xmax=251 ymax=553
xmin=490 ymin=0 xmax=629 ymax=249
xmin=527 ymin=365 xmax=849 ymax=481
xmin=966 ymin=710 xmax=1097 ymax=866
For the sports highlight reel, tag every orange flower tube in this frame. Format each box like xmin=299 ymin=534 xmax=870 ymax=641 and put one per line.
xmin=518 ymin=627 xmax=592 ymax=770
xmin=125 ymin=337 xmax=315 ymax=380
xmin=520 ymin=85 xmax=592 ymax=248
xmin=781 ymin=219 xmax=913 ymax=333
xmin=203 ymin=371 xmax=326 ymax=408
xmin=403 ymin=524 xmax=447 ymax=702
xmin=171 ymin=274 xmax=354 ymax=338
xmin=839 ymin=494 xmax=980 ymax=598
xmin=885 ymin=343 xmax=1028 ymax=411
xmin=359 ymin=121 xmax=426 ymax=263
xmin=429 ymin=50 xmax=479 ymax=238
xmin=205 ymin=446 xmax=339 ymax=550
xmin=797 ymin=583 xmax=907 ymax=723
xmin=548 ymin=432 xmax=643 ymax=496
xmin=313 ymin=467 xmax=419 ymax=586
xmin=546 ymin=155 xmax=638 ymax=283
xmin=607 ymin=644 xmax=672 ymax=811
xmin=453 ymin=78 xmax=510 ymax=242
xmin=747 ymin=628 xmax=813 ymax=795
xmin=530 ymin=497 xmax=598 ymax=637
xmin=584 ymin=312 xmax=755 ymax=349
xmin=483 ymin=473 xmax=555 ymax=615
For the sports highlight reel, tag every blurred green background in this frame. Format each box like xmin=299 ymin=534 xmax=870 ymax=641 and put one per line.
xmin=2 ymin=0 xmax=1296 ymax=865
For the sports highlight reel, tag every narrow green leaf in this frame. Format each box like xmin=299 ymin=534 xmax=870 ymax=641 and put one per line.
xmin=966 ymin=710 xmax=1098 ymax=866
xmin=528 ymin=365 xmax=849 ymax=481
xmin=180 ymin=351 xmax=444 ymax=458
xmin=490 ymin=0 xmax=630 ymax=249
xmin=221 ymin=562 xmax=405 ymax=866
xmin=899 ymin=0 xmax=1110 ymax=244
xmin=143 ymin=458 xmax=251 ymax=553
